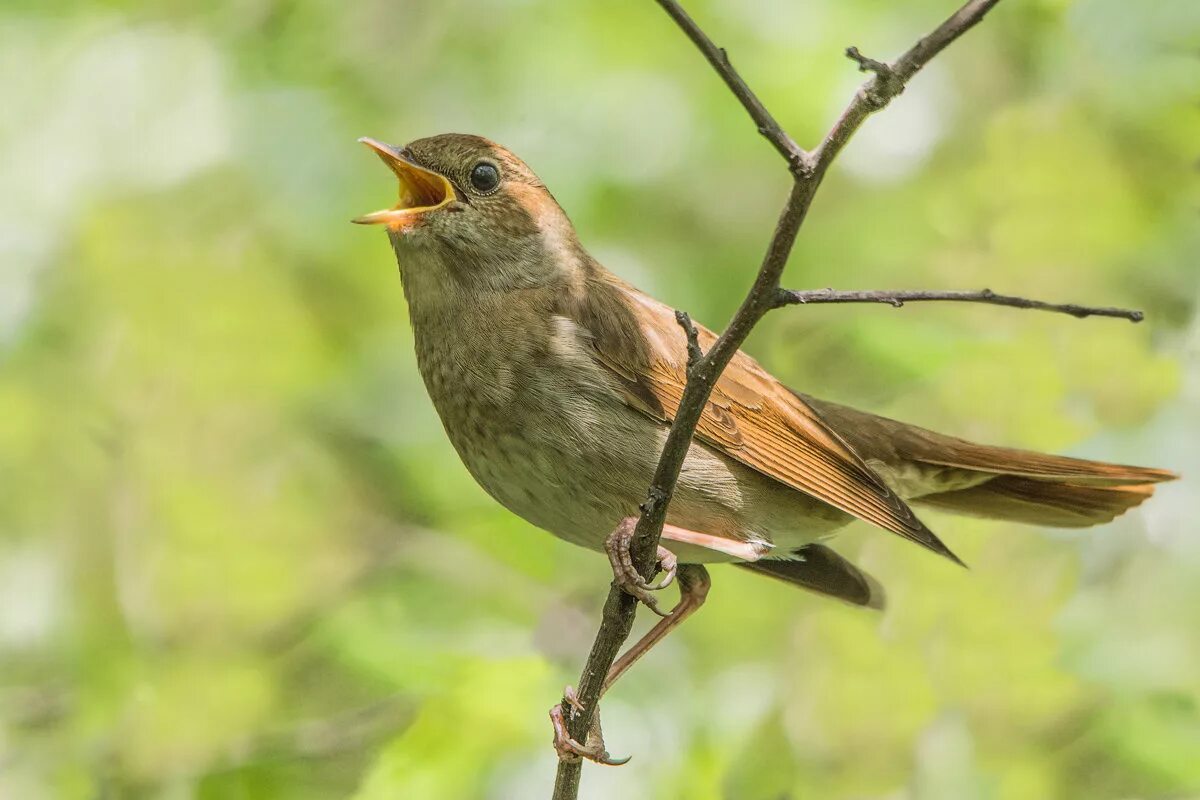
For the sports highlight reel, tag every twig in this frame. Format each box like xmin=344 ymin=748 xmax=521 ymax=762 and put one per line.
xmin=674 ymin=310 xmax=705 ymax=372
xmin=807 ymin=0 xmax=1003 ymax=176
xmin=845 ymin=46 xmax=892 ymax=77
xmin=774 ymin=288 xmax=1144 ymax=322
xmin=652 ymin=0 xmax=804 ymax=165
xmin=550 ymin=1 xmax=1141 ymax=796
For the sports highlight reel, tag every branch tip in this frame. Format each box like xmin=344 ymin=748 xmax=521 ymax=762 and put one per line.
xmin=845 ymin=45 xmax=893 ymax=77
xmin=775 ymin=288 xmax=1145 ymax=323
xmin=674 ymin=309 xmax=705 ymax=372
xmin=652 ymin=0 xmax=803 ymax=165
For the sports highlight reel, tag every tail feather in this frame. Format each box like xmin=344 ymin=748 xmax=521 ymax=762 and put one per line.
xmin=899 ymin=441 xmax=1175 ymax=487
xmin=914 ymin=476 xmax=1158 ymax=528
xmin=802 ymin=394 xmax=1177 ymax=529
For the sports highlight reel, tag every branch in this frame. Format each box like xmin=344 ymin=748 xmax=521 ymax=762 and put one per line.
xmin=674 ymin=310 xmax=705 ymax=371
xmin=549 ymin=1 xmax=1142 ymax=795
xmin=808 ymin=0 xmax=1003 ymax=176
xmin=652 ymin=0 xmax=804 ymax=166
xmin=774 ymin=288 xmax=1144 ymax=322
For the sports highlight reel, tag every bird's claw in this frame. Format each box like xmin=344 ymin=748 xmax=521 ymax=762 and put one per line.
xmin=562 ymin=685 xmax=585 ymax=714
xmin=605 ymin=518 xmax=678 ymax=617
xmin=549 ymin=689 xmax=630 ymax=766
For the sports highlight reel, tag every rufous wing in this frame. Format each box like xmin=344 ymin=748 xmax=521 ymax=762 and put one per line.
xmin=576 ymin=275 xmax=963 ymax=565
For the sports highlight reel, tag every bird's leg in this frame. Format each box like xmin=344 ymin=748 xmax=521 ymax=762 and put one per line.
xmin=605 ymin=517 xmax=678 ymax=617
xmin=603 ymin=562 xmax=710 ymax=693
xmin=607 ymin=518 xmax=763 ymax=615
xmin=549 ymin=563 xmax=711 ymax=765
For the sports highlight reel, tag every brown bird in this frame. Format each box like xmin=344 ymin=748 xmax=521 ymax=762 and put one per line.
xmin=354 ymin=132 xmax=1174 ymax=759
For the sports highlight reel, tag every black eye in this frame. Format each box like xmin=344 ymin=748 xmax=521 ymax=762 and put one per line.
xmin=469 ymin=161 xmax=500 ymax=194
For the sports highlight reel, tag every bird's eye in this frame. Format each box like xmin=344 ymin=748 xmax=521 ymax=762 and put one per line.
xmin=469 ymin=161 xmax=500 ymax=194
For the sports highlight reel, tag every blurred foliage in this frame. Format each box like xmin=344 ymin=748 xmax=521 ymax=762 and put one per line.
xmin=1 ymin=0 xmax=1198 ymax=798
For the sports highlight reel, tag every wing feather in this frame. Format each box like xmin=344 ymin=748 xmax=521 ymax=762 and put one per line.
xmin=575 ymin=275 xmax=961 ymax=564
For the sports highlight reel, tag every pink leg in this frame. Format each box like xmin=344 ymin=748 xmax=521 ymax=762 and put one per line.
xmin=602 ymin=519 xmax=752 ymax=689
xmin=550 ymin=565 xmax=710 ymax=765
xmin=659 ymin=523 xmax=770 ymax=562
xmin=606 ymin=518 xmax=764 ymax=615
xmin=550 ymin=520 xmax=741 ymax=765
xmin=603 ymin=562 xmax=710 ymax=694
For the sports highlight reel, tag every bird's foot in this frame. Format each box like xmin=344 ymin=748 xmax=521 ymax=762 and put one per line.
xmin=549 ymin=686 xmax=630 ymax=766
xmin=605 ymin=518 xmax=678 ymax=617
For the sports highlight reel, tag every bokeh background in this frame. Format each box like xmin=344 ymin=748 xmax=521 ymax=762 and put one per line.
xmin=2 ymin=0 xmax=1198 ymax=798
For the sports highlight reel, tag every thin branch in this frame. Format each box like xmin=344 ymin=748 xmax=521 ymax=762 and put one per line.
xmin=674 ymin=310 xmax=705 ymax=372
xmin=652 ymin=0 xmax=804 ymax=165
xmin=774 ymin=288 xmax=1145 ymax=322
xmin=554 ymin=1 xmax=1003 ymax=794
xmin=549 ymin=1 xmax=1144 ymax=796
xmin=807 ymin=0 xmax=1002 ymax=176
xmin=845 ymin=46 xmax=892 ymax=77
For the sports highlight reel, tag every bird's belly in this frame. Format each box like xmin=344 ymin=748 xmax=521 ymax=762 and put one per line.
xmin=415 ymin=325 xmax=848 ymax=560
xmin=434 ymin=387 xmax=848 ymax=560
xmin=441 ymin=393 xmax=663 ymax=549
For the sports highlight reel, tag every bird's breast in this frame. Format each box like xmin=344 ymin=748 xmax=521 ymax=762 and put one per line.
xmin=404 ymin=289 xmax=842 ymax=555
xmin=408 ymin=298 xmax=648 ymax=535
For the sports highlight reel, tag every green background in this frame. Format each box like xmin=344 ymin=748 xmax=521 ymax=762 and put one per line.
xmin=1 ymin=1 xmax=1197 ymax=798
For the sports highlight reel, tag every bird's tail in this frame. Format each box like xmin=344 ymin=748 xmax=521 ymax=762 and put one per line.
xmin=912 ymin=473 xmax=1165 ymax=528
xmin=802 ymin=395 xmax=1177 ymax=529
xmin=737 ymin=544 xmax=886 ymax=609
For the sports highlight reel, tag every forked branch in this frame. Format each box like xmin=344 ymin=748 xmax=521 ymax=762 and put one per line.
xmin=551 ymin=1 xmax=1143 ymax=796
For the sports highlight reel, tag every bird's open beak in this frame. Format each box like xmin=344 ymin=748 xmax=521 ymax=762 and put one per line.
xmin=353 ymin=137 xmax=455 ymax=230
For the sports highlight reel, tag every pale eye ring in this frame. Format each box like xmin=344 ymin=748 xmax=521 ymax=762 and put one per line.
xmin=469 ymin=161 xmax=500 ymax=194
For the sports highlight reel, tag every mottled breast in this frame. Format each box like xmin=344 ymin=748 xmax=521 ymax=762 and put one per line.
xmin=410 ymin=292 xmax=664 ymax=547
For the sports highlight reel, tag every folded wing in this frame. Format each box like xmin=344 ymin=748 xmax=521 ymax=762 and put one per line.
xmin=574 ymin=274 xmax=962 ymax=565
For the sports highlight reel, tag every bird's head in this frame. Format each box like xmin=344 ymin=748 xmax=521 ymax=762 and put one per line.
xmin=354 ymin=133 xmax=581 ymax=295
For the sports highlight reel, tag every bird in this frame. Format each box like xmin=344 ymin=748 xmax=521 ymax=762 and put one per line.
xmin=353 ymin=132 xmax=1175 ymax=759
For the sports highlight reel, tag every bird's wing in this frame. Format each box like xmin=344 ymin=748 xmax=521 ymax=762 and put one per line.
xmin=575 ymin=276 xmax=961 ymax=564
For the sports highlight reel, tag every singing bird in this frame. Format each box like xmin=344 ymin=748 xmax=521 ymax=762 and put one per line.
xmin=353 ymin=133 xmax=1174 ymax=747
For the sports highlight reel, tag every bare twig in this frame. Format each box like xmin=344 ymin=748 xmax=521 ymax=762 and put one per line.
xmin=674 ymin=310 xmax=705 ymax=372
xmin=774 ymin=288 xmax=1144 ymax=322
xmin=652 ymin=0 xmax=804 ymax=165
xmin=806 ymin=0 xmax=1003 ymax=177
xmin=845 ymin=45 xmax=892 ymax=77
xmin=551 ymin=1 xmax=1140 ymax=796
